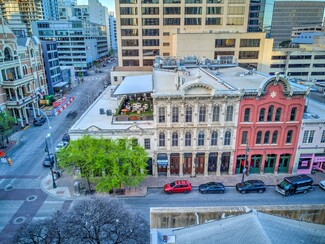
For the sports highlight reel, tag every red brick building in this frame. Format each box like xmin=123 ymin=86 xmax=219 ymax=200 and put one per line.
xmin=234 ymin=75 xmax=306 ymax=175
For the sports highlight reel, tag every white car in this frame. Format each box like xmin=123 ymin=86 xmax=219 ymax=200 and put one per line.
xmin=55 ymin=141 xmax=68 ymax=152
xmin=319 ymin=180 xmax=325 ymax=191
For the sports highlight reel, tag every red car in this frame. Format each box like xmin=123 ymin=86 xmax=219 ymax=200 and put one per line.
xmin=164 ymin=180 xmax=192 ymax=194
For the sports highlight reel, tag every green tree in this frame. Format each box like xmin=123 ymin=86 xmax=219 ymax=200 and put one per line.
xmin=109 ymin=48 xmax=115 ymax=57
xmin=57 ymin=136 xmax=148 ymax=193
xmin=0 ymin=111 xmax=16 ymax=148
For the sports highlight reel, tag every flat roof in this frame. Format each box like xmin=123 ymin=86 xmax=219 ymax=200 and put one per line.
xmin=113 ymin=66 xmax=153 ymax=72
xmin=114 ymin=75 xmax=152 ymax=95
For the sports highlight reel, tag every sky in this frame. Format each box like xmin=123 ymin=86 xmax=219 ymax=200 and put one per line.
xmin=77 ymin=0 xmax=115 ymax=12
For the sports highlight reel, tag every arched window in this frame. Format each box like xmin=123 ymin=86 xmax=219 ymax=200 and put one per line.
xmin=172 ymin=107 xmax=179 ymax=123
xmin=4 ymin=47 xmax=12 ymax=61
xmin=198 ymin=131 xmax=205 ymax=146
xmin=275 ymin=108 xmax=282 ymax=122
xmin=199 ymin=106 xmax=206 ymax=122
xmin=172 ymin=132 xmax=178 ymax=146
xmin=224 ymin=131 xmax=231 ymax=145
xmin=241 ymin=131 xmax=248 ymax=144
xmin=212 ymin=105 xmax=220 ymax=122
xmin=259 ymin=108 xmax=265 ymax=122
xmin=290 ymin=107 xmax=297 ymax=121
xmin=264 ymin=131 xmax=270 ymax=144
xmin=185 ymin=106 xmax=192 ymax=122
xmin=244 ymin=108 xmax=250 ymax=122
xmin=267 ymin=105 xmax=274 ymax=122
xmin=158 ymin=107 xmax=165 ymax=123
xmin=159 ymin=132 xmax=165 ymax=147
xmin=272 ymin=131 xmax=278 ymax=144
xmin=185 ymin=132 xmax=191 ymax=146
xmin=211 ymin=131 xmax=218 ymax=146
xmin=226 ymin=105 xmax=233 ymax=121
xmin=256 ymin=131 xmax=262 ymax=144
xmin=30 ymin=49 xmax=34 ymax=58
xmin=286 ymin=130 xmax=293 ymax=144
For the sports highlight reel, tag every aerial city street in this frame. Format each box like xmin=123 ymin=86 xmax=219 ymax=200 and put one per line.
xmin=1 ymin=0 xmax=325 ymax=243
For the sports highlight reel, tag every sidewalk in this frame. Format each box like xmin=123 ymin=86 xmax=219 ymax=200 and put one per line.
xmin=41 ymin=170 xmax=325 ymax=200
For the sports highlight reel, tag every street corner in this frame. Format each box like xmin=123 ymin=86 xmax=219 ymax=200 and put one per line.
xmin=41 ymin=174 xmax=73 ymax=200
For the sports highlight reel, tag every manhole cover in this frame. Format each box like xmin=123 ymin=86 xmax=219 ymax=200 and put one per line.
xmin=13 ymin=217 xmax=26 ymax=225
xmin=5 ymin=185 xmax=14 ymax=191
xmin=26 ymin=195 xmax=37 ymax=202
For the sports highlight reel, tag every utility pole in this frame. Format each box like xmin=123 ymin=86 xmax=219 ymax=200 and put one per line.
xmin=241 ymin=143 xmax=250 ymax=183
xmin=45 ymin=138 xmax=57 ymax=189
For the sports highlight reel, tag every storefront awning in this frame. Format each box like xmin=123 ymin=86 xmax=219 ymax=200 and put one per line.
xmin=53 ymin=81 xmax=69 ymax=88
xmin=157 ymin=154 xmax=168 ymax=166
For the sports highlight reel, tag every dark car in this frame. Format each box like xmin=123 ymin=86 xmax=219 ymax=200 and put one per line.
xmin=43 ymin=154 xmax=54 ymax=167
xmin=62 ymin=133 xmax=70 ymax=142
xmin=236 ymin=180 xmax=266 ymax=194
xmin=164 ymin=180 xmax=192 ymax=194
xmin=199 ymin=182 xmax=225 ymax=194
xmin=33 ymin=117 xmax=46 ymax=126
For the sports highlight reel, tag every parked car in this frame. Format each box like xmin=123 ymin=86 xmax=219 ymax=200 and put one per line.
xmin=199 ymin=182 xmax=225 ymax=194
xmin=33 ymin=117 xmax=46 ymax=126
xmin=276 ymin=174 xmax=313 ymax=196
xmin=236 ymin=180 xmax=266 ymax=194
xmin=55 ymin=141 xmax=68 ymax=152
xmin=319 ymin=180 xmax=325 ymax=191
xmin=43 ymin=154 xmax=54 ymax=167
xmin=62 ymin=133 xmax=70 ymax=142
xmin=164 ymin=180 xmax=192 ymax=194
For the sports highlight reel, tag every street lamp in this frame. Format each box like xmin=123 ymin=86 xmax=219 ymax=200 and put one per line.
xmin=77 ymin=92 xmax=91 ymax=107
xmin=241 ymin=143 xmax=250 ymax=183
xmin=45 ymin=136 xmax=56 ymax=189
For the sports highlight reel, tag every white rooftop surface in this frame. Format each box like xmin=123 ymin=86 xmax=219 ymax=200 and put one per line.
xmin=71 ymin=86 xmax=154 ymax=131
xmin=114 ymin=74 xmax=153 ymax=95
xmin=305 ymin=99 xmax=325 ymax=120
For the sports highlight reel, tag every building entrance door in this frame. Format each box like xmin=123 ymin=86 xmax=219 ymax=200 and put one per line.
xmin=196 ymin=153 xmax=205 ymax=174
xmin=183 ymin=153 xmax=192 ymax=175
xmin=170 ymin=153 xmax=180 ymax=175
xmin=278 ymin=154 xmax=290 ymax=173
xmin=264 ymin=155 xmax=276 ymax=173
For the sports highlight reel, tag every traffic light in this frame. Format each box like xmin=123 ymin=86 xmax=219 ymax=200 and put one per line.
xmin=7 ymin=158 xmax=12 ymax=166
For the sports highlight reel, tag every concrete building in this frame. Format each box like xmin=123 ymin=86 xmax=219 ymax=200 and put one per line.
xmin=32 ymin=19 xmax=108 ymax=75
xmin=108 ymin=12 xmax=118 ymax=52
xmin=0 ymin=18 xmax=48 ymax=127
xmin=115 ymin=0 xmax=250 ymax=67
xmin=0 ymin=0 xmax=43 ymax=37
xmin=42 ymin=0 xmax=76 ymax=20
xmin=270 ymin=0 xmax=325 ymax=48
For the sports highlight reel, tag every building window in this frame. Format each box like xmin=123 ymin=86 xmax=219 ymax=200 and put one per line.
xmin=185 ymin=132 xmax=191 ymax=146
xmin=199 ymin=106 xmax=206 ymax=122
xmin=286 ymin=130 xmax=293 ymax=144
xmin=159 ymin=133 xmax=165 ymax=147
xmin=144 ymin=138 xmax=150 ymax=149
xmin=256 ymin=131 xmax=262 ymax=144
xmin=227 ymin=17 xmax=244 ymax=25
xmin=163 ymin=18 xmax=180 ymax=25
xmin=264 ymin=131 xmax=270 ymax=144
xmin=172 ymin=107 xmax=179 ymax=123
xmin=143 ymin=39 xmax=159 ymax=46
xmin=259 ymin=108 xmax=265 ymax=122
xmin=244 ymin=108 xmax=250 ymax=122
xmin=185 ymin=7 xmax=202 ymax=14
xmin=172 ymin=132 xmax=178 ymax=146
xmin=212 ymin=105 xmax=220 ymax=122
xmin=240 ymin=39 xmax=260 ymax=47
xmin=185 ymin=18 xmax=201 ymax=25
xmin=272 ymin=131 xmax=278 ymax=144
xmin=314 ymin=130 xmax=325 ymax=144
xmin=164 ymin=7 xmax=180 ymax=14
xmin=206 ymin=7 xmax=222 ymax=14
xmin=275 ymin=108 xmax=281 ymax=122
xmin=302 ymin=130 xmax=315 ymax=144
xmin=142 ymin=7 xmax=159 ymax=15
xmin=226 ymin=105 xmax=233 ymax=122
xmin=158 ymin=107 xmax=165 ymax=123
xmin=267 ymin=105 xmax=274 ymax=122
xmin=206 ymin=18 xmax=222 ymax=25
xmin=121 ymin=29 xmax=138 ymax=36
xmin=142 ymin=18 xmax=159 ymax=25
xmin=224 ymin=131 xmax=231 ymax=145
xmin=211 ymin=131 xmax=218 ymax=146
xmin=241 ymin=131 xmax=248 ymax=144
xmin=142 ymin=29 xmax=159 ymax=36
xmin=239 ymin=51 xmax=259 ymax=59
xmin=198 ymin=131 xmax=205 ymax=146
xmin=215 ymin=39 xmax=235 ymax=48
xmin=186 ymin=107 xmax=192 ymax=122
xmin=290 ymin=107 xmax=297 ymax=121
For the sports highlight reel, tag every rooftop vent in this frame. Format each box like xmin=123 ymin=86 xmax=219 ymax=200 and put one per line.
xmin=99 ymin=108 xmax=105 ymax=114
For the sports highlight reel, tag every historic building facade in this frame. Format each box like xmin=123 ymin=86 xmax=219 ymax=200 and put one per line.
xmin=234 ymin=75 xmax=306 ymax=175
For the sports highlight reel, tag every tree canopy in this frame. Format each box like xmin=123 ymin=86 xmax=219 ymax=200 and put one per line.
xmin=56 ymin=136 xmax=148 ymax=192
xmin=0 ymin=111 xmax=16 ymax=147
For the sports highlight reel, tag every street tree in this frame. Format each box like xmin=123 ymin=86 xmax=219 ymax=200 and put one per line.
xmin=14 ymin=198 xmax=150 ymax=244
xmin=0 ymin=111 xmax=16 ymax=148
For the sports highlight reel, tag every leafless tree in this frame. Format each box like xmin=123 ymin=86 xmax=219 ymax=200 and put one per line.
xmin=14 ymin=198 xmax=149 ymax=244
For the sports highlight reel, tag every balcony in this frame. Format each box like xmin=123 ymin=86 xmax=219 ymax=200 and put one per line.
xmin=6 ymin=95 xmax=35 ymax=108
xmin=2 ymin=74 xmax=34 ymax=88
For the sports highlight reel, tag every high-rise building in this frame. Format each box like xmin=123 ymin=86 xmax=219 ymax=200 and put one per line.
xmin=270 ymin=0 xmax=325 ymax=47
xmin=42 ymin=0 xmax=76 ymax=20
xmin=0 ymin=0 xmax=43 ymax=36
xmin=109 ymin=12 xmax=117 ymax=52
xmin=115 ymin=0 xmax=250 ymax=67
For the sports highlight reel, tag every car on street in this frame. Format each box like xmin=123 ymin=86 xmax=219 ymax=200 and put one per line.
xmin=319 ymin=180 xmax=325 ymax=191
xmin=62 ymin=133 xmax=70 ymax=142
xmin=55 ymin=141 xmax=68 ymax=152
xmin=199 ymin=182 xmax=225 ymax=194
xmin=33 ymin=117 xmax=46 ymax=126
xmin=236 ymin=180 xmax=266 ymax=194
xmin=164 ymin=180 xmax=192 ymax=194
xmin=43 ymin=154 xmax=54 ymax=167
